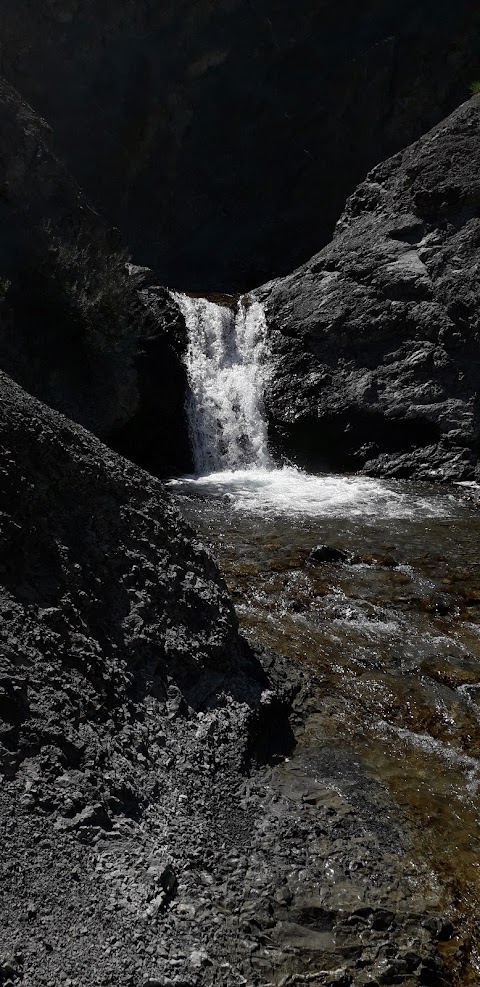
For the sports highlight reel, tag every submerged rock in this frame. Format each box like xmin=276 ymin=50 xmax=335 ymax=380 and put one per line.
xmin=308 ymin=544 xmax=352 ymax=565
xmin=259 ymin=96 xmax=480 ymax=482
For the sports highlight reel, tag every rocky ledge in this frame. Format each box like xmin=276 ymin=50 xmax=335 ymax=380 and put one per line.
xmin=258 ymin=96 xmax=480 ymax=482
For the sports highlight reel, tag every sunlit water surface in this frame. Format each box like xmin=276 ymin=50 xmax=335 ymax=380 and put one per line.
xmin=169 ymin=468 xmax=480 ymax=986
xmin=168 ymin=466 xmax=452 ymax=518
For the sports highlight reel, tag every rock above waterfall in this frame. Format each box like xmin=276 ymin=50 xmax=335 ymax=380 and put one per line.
xmin=258 ymin=96 xmax=480 ymax=482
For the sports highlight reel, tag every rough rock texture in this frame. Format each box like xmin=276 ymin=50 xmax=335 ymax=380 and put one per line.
xmin=0 ymin=1 xmax=479 ymax=289
xmin=0 ymin=372 xmax=448 ymax=986
xmin=110 ymin=266 xmax=193 ymax=478
xmin=0 ymin=370 xmax=287 ymax=984
xmin=0 ymin=76 xmax=136 ymax=436
xmin=0 ymin=79 xmax=191 ymax=476
xmin=258 ymin=96 xmax=480 ymax=481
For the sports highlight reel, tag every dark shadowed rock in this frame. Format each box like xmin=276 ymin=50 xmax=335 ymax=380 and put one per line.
xmin=259 ymin=96 xmax=480 ymax=481
xmin=0 ymin=80 xmax=191 ymax=476
xmin=0 ymin=2 xmax=479 ymax=289
xmin=308 ymin=545 xmax=352 ymax=565
xmin=0 ymin=76 xmax=137 ymax=436
xmin=109 ymin=266 xmax=192 ymax=477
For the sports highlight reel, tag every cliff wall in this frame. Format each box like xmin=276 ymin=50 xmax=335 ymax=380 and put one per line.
xmin=1 ymin=1 xmax=479 ymax=289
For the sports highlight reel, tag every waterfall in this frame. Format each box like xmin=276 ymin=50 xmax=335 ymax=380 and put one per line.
xmin=172 ymin=293 xmax=271 ymax=474
xmin=168 ymin=295 xmax=448 ymax=521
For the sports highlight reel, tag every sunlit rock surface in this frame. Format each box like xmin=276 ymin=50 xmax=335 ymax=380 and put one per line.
xmin=0 ymin=371 xmax=301 ymax=986
xmin=258 ymin=96 xmax=480 ymax=481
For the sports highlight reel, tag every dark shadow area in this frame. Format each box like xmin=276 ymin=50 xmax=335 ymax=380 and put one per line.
xmin=0 ymin=1 xmax=478 ymax=290
xmin=269 ymin=410 xmax=442 ymax=474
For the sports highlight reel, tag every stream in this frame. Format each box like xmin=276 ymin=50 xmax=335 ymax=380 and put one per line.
xmin=168 ymin=293 xmax=480 ymax=984
xmin=169 ymin=471 xmax=480 ymax=985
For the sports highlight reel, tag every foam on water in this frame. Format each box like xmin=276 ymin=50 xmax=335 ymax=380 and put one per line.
xmin=168 ymin=466 xmax=450 ymax=519
xmin=170 ymin=292 xmax=452 ymax=520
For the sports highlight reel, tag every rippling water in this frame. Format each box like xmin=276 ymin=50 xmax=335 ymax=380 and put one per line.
xmin=170 ymin=470 xmax=480 ymax=986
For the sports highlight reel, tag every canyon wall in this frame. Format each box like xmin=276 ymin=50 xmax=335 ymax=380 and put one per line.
xmin=0 ymin=1 xmax=479 ymax=290
xmin=0 ymin=78 xmax=191 ymax=475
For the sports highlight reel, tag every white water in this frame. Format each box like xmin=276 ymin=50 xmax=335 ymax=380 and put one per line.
xmin=172 ymin=293 xmax=271 ymax=473
xmin=170 ymin=293 xmax=452 ymax=520
xmin=168 ymin=466 xmax=450 ymax=519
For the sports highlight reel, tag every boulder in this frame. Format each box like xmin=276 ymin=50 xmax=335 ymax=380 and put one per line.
xmin=0 ymin=368 xmax=265 ymax=765
xmin=307 ymin=545 xmax=352 ymax=565
xmin=258 ymin=96 xmax=480 ymax=481
xmin=0 ymin=369 xmax=293 ymax=984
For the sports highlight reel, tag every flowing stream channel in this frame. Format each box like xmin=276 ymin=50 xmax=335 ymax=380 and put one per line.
xmin=169 ymin=293 xmax=480 ymax=985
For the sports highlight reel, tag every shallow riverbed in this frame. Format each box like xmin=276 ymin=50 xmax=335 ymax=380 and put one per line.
xmin=170 ymin=469 xmax=480 ymax=986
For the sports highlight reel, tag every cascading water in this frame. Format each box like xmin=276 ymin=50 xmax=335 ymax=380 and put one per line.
xmin=171 ymin=293 xmax=271 ymax=474
xmin=169 ymin=291 xmax=449 ymax=520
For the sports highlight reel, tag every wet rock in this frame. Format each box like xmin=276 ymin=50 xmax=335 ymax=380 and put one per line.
xmin=307 ymin=545 xmax=352 ymax=566
xmin=424 ymin=593 xmax=454 ymax=616
xmin=358 ymin=553 xmax=398 ymax=569
xmin=307 ymin=545 xmax=398 ymax=569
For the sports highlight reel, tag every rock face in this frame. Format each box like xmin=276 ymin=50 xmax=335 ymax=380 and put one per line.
xmin=0 ymin=78 xmax=191 ymax=477
xmin=0 ymin=370 xmax=295 ymax=985
xmin=258 ymin=96 xmax=480 ymax=481
xmin=0 ymin=369 xmax=250 ymax=734
xmin=110 ymin=267 xmax=193 ymax=477
xmin=0 ymin=76 xmax=137 ymax=437
xmin=0 ymin=2 xmax=479 ymax=289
